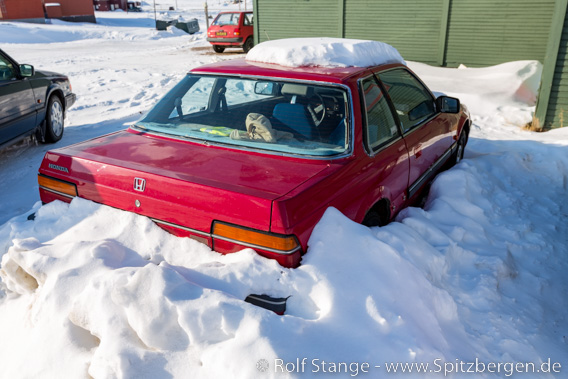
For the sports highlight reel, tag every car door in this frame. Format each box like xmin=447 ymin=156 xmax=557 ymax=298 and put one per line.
xmin=0 ymin=52 xmax=37 ymax=145
xmin=242 ymin=12 xmax=254 ymax=41
xmin=358 ymin=74 xmax=410 ymax=216
xmin=374 ymin=67 xmax=455 ymax=198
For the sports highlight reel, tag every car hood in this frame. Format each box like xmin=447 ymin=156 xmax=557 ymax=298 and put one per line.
xmin=34 ymin=69 xmax=68 ymax=80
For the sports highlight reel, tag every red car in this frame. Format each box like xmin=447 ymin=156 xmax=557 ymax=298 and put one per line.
xmin=37 ymin=50 xmax=470 ymax=273
xmin=206 ymin=11 xmax=254 ymax=53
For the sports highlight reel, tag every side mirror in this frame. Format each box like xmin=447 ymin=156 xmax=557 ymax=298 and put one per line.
xmin=436 ymin=96 xmax=460 ymax=113
xmin=254 ymin=81 xmax=277 ymax=96
xmin=19 ymin=64 xmax=34 ymax=77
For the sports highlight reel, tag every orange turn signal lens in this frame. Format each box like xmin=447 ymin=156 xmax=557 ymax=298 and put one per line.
xmin=38 ymin=175 xmax=77 ymax=198
xmin=213 ymin=222 xmax=299 ymax=253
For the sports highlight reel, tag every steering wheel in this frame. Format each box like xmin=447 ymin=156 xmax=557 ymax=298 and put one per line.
xmin=307 ymin=93 xmax=326 ymax=127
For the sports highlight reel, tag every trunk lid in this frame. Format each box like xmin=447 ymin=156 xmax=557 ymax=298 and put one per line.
xmin=39 ymin=129 xmax=329 ymax=233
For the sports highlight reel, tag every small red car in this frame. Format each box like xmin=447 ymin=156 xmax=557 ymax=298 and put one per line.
xmin=206 ymin=11 xmax=254 ymax=53
xmin=37 ymin=45 xmax=470 ymax=272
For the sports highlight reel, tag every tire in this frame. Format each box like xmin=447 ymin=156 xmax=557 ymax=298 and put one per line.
xmin=243 ymin=37 xmax=254 ymax=53
xmin=453 ymin=131 xmax=467 ymax=165
xmin=362 ymin=210 xmax=382 ymax=227
xmin=212 ymin=45 xmax=225 ymax=53
xmin=362 ymin=200 xmax=390 ymax=227
xmin=44 ymin=96 xmax=64 ymax=143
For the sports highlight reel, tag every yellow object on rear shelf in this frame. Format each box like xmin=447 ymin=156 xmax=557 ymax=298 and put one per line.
xmin=199 ymin=126 xmax=234 ymax=136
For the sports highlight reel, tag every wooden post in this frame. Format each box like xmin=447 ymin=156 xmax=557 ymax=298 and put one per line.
xmin=204 ymin=2 xmax=209 ymax=29
xmin=153 ymin=0 xmax=157 ymax=30
xmin=253 ymin=0 xmax=259 ymax=44
xmin=437 ymin=0 xmax=451 ymax=66
xmin=534 ymin=0 xmax=568 ymax=128
xmin=338 ymin=0 xmax=344 ymax=38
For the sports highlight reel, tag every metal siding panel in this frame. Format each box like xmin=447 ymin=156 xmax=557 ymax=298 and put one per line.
xmin=255 ymin=0 xmax=560 ymax=85
xmin=445 ymin=0 xmax=555 ymax=67
xmin=343 ymin=0 xmax=443 ymax=65
xmin=257 ymin=0 xmax=340 ymax=42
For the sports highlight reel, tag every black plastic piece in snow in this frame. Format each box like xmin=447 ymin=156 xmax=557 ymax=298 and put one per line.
xmin=27 ymin=212 xmax=36 ymax=221
xmin=245 ymin=294 xmax=288 ymax=315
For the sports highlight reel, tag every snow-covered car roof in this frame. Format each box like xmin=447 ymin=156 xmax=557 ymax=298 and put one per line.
xmin=245 ymin=38 xmax=406 ymax=68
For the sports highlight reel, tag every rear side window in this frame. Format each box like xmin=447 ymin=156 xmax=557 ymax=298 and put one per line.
xmin=360 ymin=76 xmax=399 ymax=151
xmin=244 ymin=14 xmax=253 ymax=26
xmin=378 ymin=69 xmax=436 ymax=132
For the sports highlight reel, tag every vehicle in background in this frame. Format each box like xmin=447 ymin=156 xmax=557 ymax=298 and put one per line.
xmin=207 ymin=11 xmax=254 ymax=53
xmin=0 ymin=49 xmax=75 ymax=150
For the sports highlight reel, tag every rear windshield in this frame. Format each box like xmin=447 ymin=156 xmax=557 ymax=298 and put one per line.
xmin=212 ymin=13 xmax=240 ymax=26
xmin=135 ymin=74 xmax=350 ymax=157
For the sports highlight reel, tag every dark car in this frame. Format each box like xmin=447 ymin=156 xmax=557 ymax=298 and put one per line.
xmin=0 ymin=49 xmax=75 ymax=150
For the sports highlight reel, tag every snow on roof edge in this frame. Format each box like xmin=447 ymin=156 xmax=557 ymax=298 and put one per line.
xmin=245 ymin=38 xmax=406 ymax=69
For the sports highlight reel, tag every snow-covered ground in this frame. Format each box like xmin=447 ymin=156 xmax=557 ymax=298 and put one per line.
xmin=0 ymin=3 xmax=567 ymax=378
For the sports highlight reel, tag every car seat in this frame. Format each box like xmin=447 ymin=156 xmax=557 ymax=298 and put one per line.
xmin=272 ymin=83 xmax=317 ymax=140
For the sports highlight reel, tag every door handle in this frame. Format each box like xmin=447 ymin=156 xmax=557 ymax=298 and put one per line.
xmin=414 ymin=143 xmax=422 ymax=158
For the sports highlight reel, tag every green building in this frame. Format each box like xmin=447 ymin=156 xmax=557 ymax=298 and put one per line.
xmin=252 ymin=0 xmax=568 ymax=129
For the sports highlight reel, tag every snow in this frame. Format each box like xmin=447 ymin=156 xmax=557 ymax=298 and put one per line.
xmin=1 ymin=4 xmax=567 ymax=378
xmin=246 ymin=37 xmax=406 ymax=68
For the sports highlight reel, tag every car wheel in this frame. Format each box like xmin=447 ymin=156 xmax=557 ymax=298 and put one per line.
xmin=362 ymin=200 xmax=390 ymax=227
xmin=213 ymin=45 xmax=225 ymax=53
xmin=453 ymin=131 xmax=467 ymax=165
xmin=45 ymin=96 xmax=64 ymax=143
xmin=362 ymin=210 xmax=382 ymax=227
xmin=243 ymin=37 xmax=254 ymax=53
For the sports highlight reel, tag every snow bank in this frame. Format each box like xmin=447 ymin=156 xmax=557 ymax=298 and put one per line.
xmin=1 ymin=128 xmax=567 ymax=377
xmin=246 ymin=38 xmax=405 ymax=68
xmin=409 ymin=61 xmax=542 ymax=130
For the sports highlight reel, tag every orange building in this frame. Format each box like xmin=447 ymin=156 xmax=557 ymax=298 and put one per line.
xmin=0 ymin=0 xmax=44 ymax=22
xmin=0 ymin=0 xmax=95 ymax=23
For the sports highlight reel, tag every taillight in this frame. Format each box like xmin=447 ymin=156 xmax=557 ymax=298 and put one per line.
xmin=234 ymin=28 xmax=240 ymax=36
xmin=38 ymin=174 xmax=77 ymax=198
xmin=212 ymin=221 xmax=300 ymax=254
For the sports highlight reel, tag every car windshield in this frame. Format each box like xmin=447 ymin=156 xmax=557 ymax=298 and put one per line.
xmin=212 ymin=13 xmax=240 ymax=26
xmin=135 ymin=74 xmax=350 ymax=157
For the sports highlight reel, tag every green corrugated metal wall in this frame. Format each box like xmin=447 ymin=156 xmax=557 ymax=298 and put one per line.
xmin=253 ymin=0 xmax=566 ymax=128
xmin=255 ymin=0 xmax=340 ymax=41
xmin=343 ymin=0 xmax=444 ymax=65
xmin=444 ymin=0 xmax=555 ymax=67
xmin=254 ymin=0 xmax=554 ymax=67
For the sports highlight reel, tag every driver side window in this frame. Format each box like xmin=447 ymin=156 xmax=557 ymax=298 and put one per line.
xmin=377 ymin=69 xmax=436 ymax=132
xmin=0 ymin=56 xmax=15 ymax=82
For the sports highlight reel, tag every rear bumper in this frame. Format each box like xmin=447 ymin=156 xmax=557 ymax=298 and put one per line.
xmin=158 ymin=217 xmax=302 ymax=268
xmin=207 ymin=37 xmax=243 ymax=45
xmin=38 ymin=172 xmax=303 ymax=268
